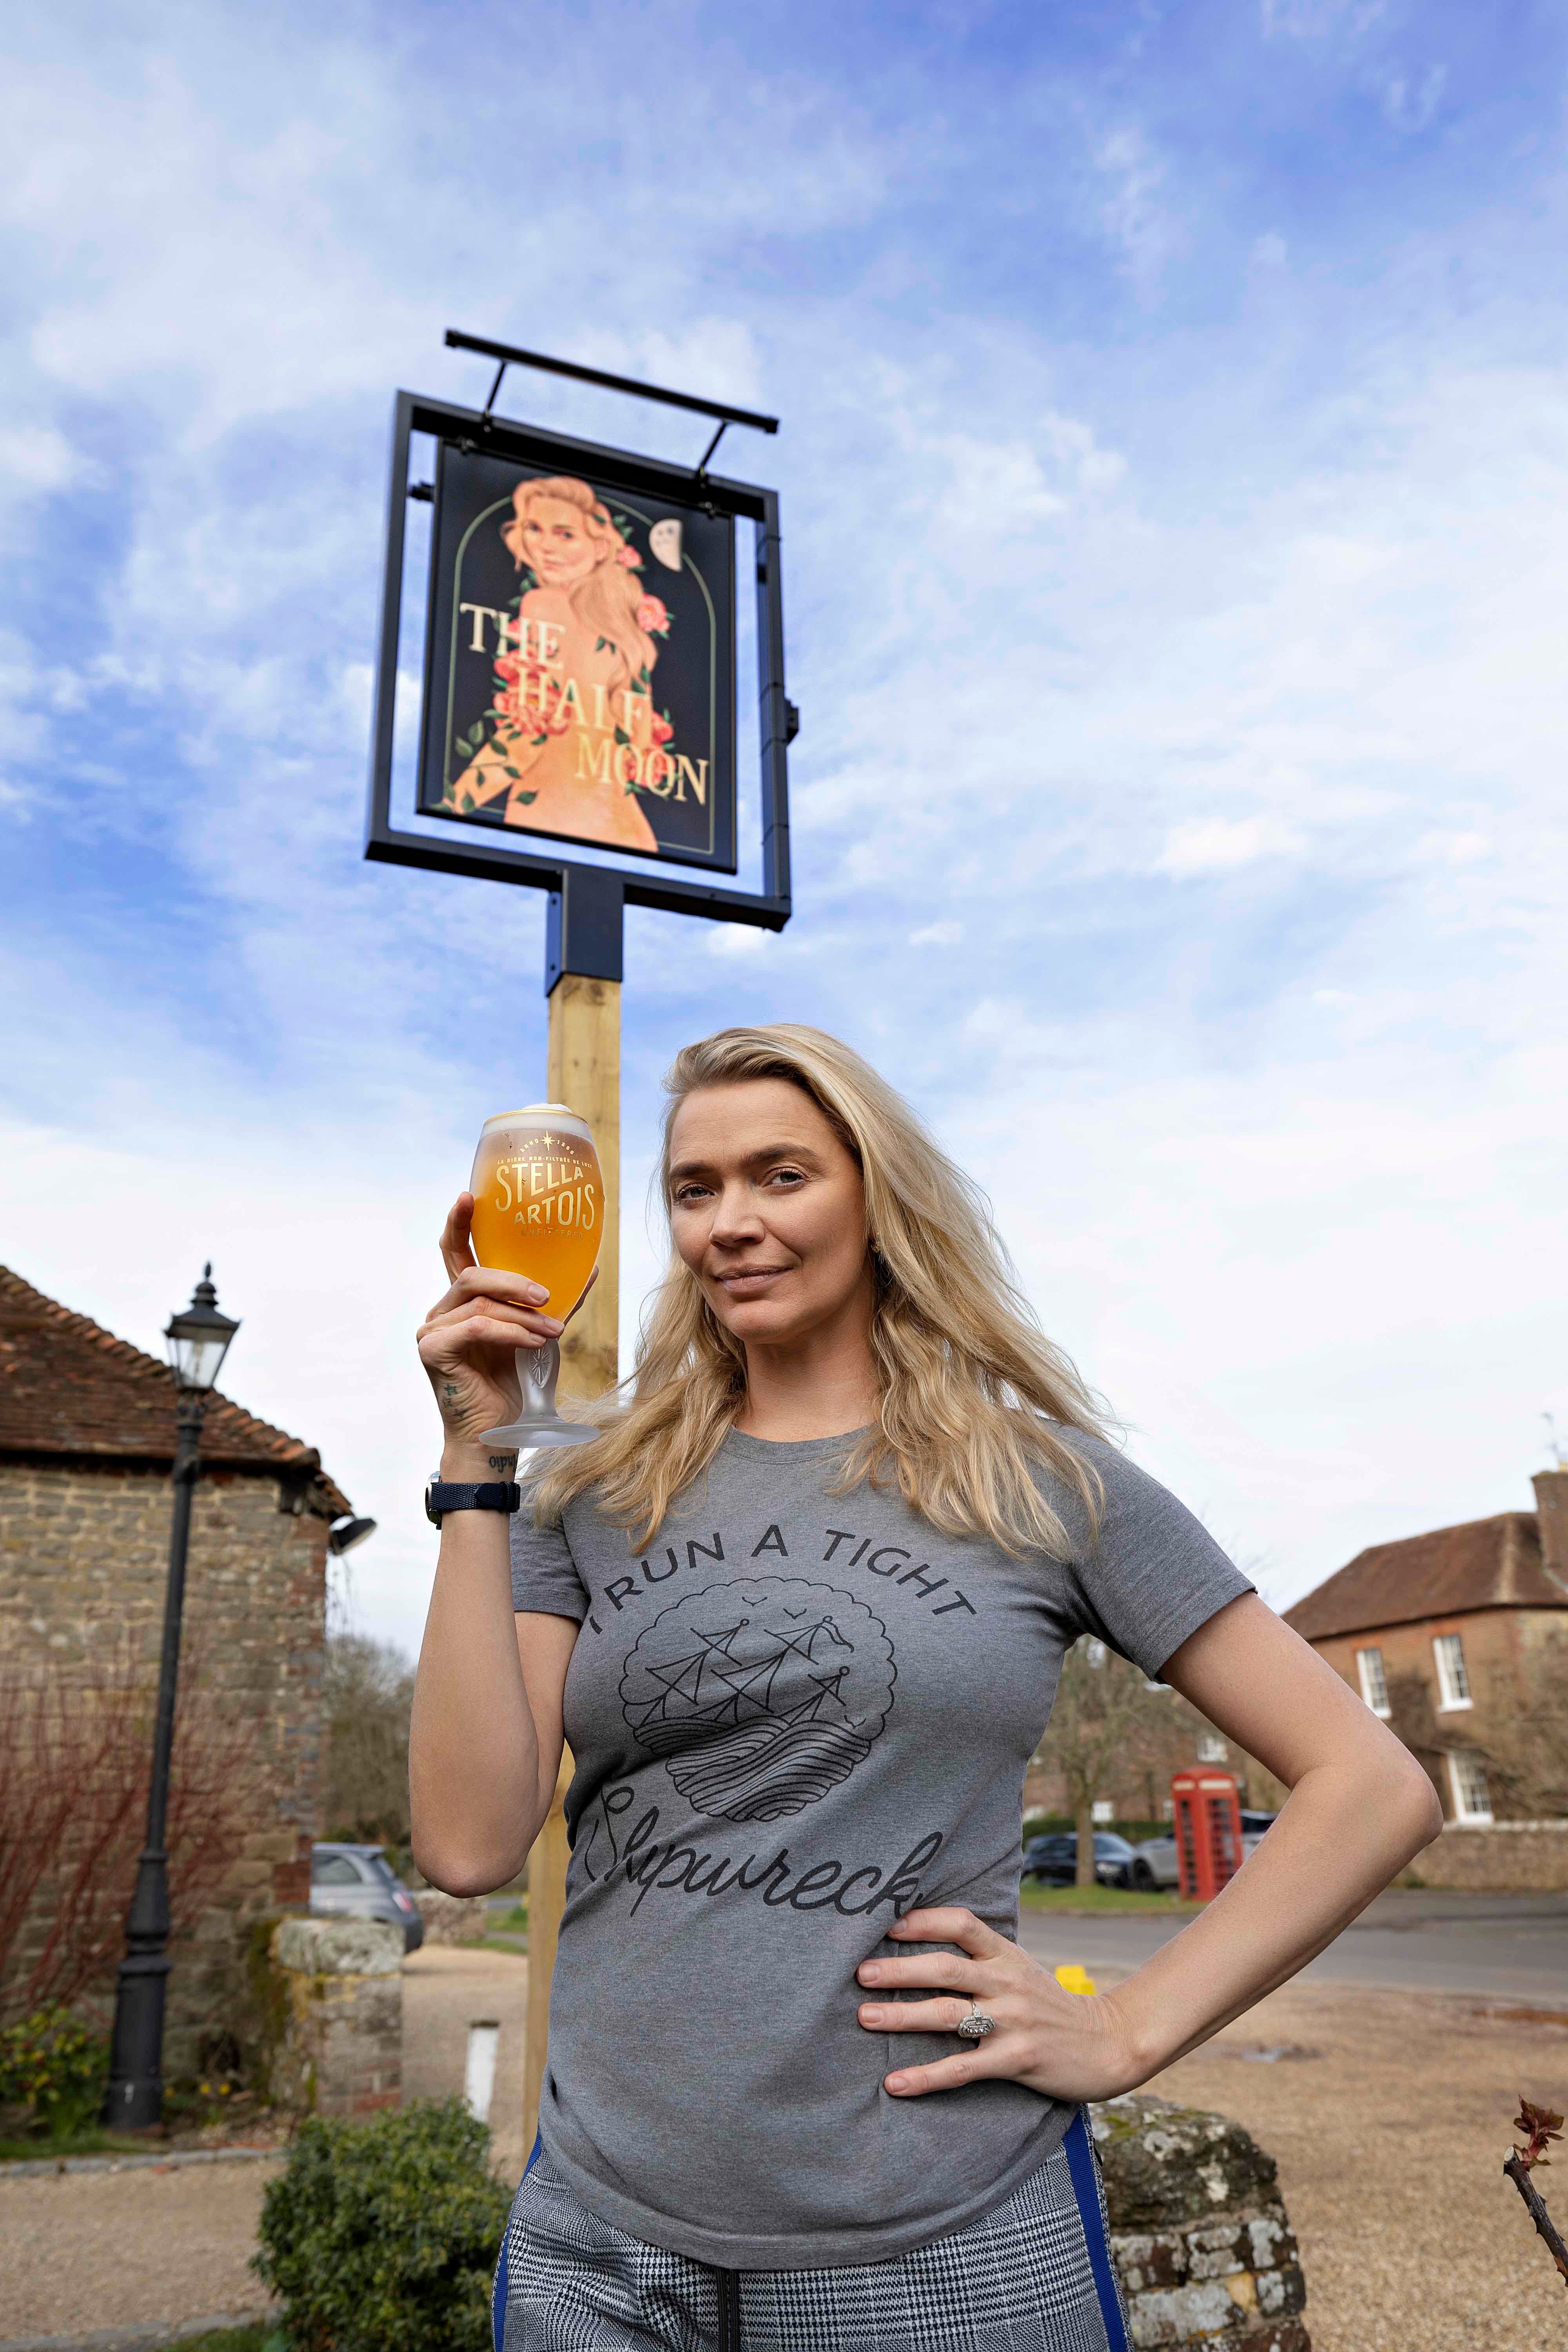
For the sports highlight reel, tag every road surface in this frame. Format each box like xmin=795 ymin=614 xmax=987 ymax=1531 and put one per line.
xmin=1016 ymin=1887 xmax=1568 ymax=2002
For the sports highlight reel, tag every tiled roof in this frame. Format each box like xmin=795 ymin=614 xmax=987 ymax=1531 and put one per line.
xmin=1285 ymin=1511 xmax=1568 ymax=1644
xmin=0 ymin=1266 xmax=350 ymax=1517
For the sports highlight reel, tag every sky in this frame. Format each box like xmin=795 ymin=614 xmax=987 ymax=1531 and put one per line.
xmin=3 ymin=0 xmax=1566 ymax=1662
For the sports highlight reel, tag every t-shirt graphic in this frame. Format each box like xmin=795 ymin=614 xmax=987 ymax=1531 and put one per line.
xmin=620 ymin=1577 xmax=896 ymax=1822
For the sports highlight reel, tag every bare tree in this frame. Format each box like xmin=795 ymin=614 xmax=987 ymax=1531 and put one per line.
xmin=323 ymin=1635 xmax=416 ymax=1849
xmin=1038 ymin=1639 xmax=1167 ymax=1886
xmin=1467 ymin=1634 xmax=1568 ymax=1822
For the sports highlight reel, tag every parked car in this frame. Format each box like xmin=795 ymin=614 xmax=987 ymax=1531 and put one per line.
xmin=1021 ymin=1832 xmax=1138 ymax=1888
xmin=1129 ymin=1809 xmax=1278 ymax=1891
xmin=310 ymin=1842 xmax=425 ymax=1952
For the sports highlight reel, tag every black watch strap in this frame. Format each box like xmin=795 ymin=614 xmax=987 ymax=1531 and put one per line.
xmin=425 ymin=1479 xmax=521 ymax=1528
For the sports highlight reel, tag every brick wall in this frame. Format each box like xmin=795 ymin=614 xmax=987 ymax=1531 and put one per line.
xmin=1312 ymin=1605 xmax=1563 ymax=1823
xmin=0 ymin=1455 xmax=328 ymax=2075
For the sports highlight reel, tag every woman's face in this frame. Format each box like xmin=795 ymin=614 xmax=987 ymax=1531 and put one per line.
xmin=514 ymin=495 xmax=601 ymax=589
xmin=667 ymin=1079 xmax=872 ymax=1351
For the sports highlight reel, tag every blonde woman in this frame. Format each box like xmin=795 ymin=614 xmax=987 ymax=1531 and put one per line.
xmin=412 ymin=1025 xmax=1439 ymax=2352
xmin=451 ymin=474 xmax=665 ymax=854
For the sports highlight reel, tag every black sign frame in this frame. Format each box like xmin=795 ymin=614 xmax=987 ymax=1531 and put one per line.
xmin=364 ymin=389 xmax=791 ymax=958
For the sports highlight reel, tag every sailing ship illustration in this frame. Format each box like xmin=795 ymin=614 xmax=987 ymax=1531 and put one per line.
xmin=620 ymin=1579 xmax=897 ymax=1823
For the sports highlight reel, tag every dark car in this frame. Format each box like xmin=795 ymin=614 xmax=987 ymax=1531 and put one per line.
xmin=1021 ymin=1832 xmax=1138 ymax=1889
xmin=310 ymin=1842 xmax=425 ymax=1952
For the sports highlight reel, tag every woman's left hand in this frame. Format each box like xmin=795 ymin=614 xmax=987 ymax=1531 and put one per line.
xmin=857 ymin=1906 xmax=1144 ymax=2103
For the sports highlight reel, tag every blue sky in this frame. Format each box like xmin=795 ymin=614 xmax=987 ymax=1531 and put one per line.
xmin=4 ymin=0 xmax=1566 ymax=1658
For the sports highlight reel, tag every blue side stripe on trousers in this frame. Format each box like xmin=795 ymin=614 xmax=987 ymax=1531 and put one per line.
xmin=493 ymin=2130 xmax=543 ymax=2352
xmin=1062 ymin=2107 xmax=1130 ymax=2352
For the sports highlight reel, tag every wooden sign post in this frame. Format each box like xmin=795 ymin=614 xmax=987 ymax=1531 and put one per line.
xmin=522 ymin=946 xmax=621 ymax=2152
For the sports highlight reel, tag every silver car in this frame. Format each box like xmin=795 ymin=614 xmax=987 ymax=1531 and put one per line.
xmin=1129 ymin=1811 xmax=1277 ymax=1891
xmin=310 ymin=1842 xmax=425 ymax=1952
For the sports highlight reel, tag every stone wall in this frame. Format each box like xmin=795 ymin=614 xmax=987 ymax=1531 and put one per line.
xmin=413 ymin=1891 xmax=489 ymax=1945
xmin=1094 ymin=2093 xmax=1309 ymax=2349
xmin=1407 ymin=1821 xmax=1568 ymax=1892
xmin=267 ymin=1916 xmax=402 ymax=2118
xmin=0 ymin=1455 xmax=328 ymax=2075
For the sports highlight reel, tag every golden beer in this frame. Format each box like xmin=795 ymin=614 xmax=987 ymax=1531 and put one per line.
xmin=469 ymin=1105 xmax=603 ymax=1316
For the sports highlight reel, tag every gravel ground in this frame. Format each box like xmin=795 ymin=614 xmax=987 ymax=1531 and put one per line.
xmin=0 ymin=2158 xmax=280 ymax=2337
xmin=401 ymin=1943 xmax=531 ymax=2182
xmin=1142 ymin=1979 xmax=1568 ymax=2351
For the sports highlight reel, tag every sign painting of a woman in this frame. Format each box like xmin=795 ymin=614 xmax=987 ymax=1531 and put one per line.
xmin=447 ymin=475 xmax=671 ymax=855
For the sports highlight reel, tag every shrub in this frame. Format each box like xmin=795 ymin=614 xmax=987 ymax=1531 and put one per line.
xmin=253 ymin=2098 xmax=510 ymax=2352
xmin=0 ymin=2005 xmax=109 ymax=2137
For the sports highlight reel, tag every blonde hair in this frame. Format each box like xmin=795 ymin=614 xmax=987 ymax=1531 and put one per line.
xmin=532 ymin=1025 xmax=1109 ymax=1558
xmin=503 ymin=476 xmax=657 ymax=695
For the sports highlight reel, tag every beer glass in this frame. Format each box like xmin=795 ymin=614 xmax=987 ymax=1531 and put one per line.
xmin=469 ymin=1103 xmax=603 ymax=1449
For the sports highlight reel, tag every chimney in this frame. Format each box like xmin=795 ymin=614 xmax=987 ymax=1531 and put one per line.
xmin=1533 ymin=1470 xmax=1568 ymax=1588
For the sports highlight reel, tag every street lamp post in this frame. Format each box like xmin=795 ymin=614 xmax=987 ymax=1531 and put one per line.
xmin=103 ymin=1266 xmax=240 ymax=2131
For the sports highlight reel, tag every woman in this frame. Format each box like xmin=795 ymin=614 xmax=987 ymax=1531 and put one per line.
xmin=449 ymin=474 xmax=664 ymax=855
xmin=412 ymin=1024 xmax=1439 ymax=2352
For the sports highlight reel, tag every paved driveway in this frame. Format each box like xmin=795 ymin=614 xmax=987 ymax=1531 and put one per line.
xmin=1017 ymin=1887 xmax=1568 ymax=2001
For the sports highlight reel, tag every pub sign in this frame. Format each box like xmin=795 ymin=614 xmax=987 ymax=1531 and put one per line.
xmin=419 ymin=444 xmax=737 ymax=872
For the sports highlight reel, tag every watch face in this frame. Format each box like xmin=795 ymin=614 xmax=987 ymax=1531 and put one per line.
xmin=424 ymin=1477 xmax=441 ymax=1527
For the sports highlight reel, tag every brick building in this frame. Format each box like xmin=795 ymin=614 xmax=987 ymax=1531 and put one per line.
xmin=0 ymin=1265 xmax=352 ymax=2072
xmin=1283 ymin=1470 xmax=1568 ymax=1887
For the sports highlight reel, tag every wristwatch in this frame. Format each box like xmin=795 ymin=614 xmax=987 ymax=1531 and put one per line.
xmin=425 ymin=1476 xmax=521 ymax=1528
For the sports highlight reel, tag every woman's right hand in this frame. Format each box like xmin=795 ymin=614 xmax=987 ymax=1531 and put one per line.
xmin=417 ymin=1194 xmax=564 ymax=1460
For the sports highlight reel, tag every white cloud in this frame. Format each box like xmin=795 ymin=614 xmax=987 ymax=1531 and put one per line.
xmin=0 ymin=424 xmax=74 ymax=490
xmin=910 ymin=920 xmax=963 ymax=946
xmin=708 ymin=924 xmax=769 ymax=958
xmin=1372 ymin=62 xmax=1447 ymax=133
xmin=1154 ymin=815 xmax=1308 ymax=876
xmin=1414 ymin=828 xmax=1491 ymax=867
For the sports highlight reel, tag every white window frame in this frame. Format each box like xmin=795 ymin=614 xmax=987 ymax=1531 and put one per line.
xmin=1196 ymin=1732 xmax=1227 ymax=1764
xmin=1432 ymin=1632 xmax=1472 ymax=1712
xmin=1446 ymin=1751 xmax=1492 ymax=1824
xmin=1355 ymin=1646 xmax=1391 ymax=1717
xmin=1091 ymin=1800 xmax=1115 ymax=1824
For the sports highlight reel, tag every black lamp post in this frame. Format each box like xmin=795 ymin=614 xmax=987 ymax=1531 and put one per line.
xmin=103 ymin=1266 xmax=240 ymax=2131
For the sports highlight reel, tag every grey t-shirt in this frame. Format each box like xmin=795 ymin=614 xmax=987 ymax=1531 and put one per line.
xmin=510 ymin=1425 xmax=1250 ymax=2270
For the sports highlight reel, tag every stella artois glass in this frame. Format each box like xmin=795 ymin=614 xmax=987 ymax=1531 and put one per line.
xmin=470 ymin=1104 xmax=603 ymax=1448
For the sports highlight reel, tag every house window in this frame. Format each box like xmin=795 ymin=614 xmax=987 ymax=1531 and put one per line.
xmin=1091 ymin=1800 xmax=1115 ymax=1824
xmin=1433 ymin=1633 xmax=1472 ymax=1711
xmin=1356 ymin=1647 xmax=1391 ymax=1717
xmin=1447 ymin=1753 xmax=1492 ymax=1823
xmin=1084 ymin=1639 xmax=1107 ymax=1668
xmin=1197 ymin=1733 xmax=1227 ymax=1764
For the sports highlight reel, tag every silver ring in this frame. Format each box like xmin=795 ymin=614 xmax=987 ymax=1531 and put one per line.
xmin=956 ymin=1999 xmax=996 ymax=2041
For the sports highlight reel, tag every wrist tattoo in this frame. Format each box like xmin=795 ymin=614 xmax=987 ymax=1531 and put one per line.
xmin=487 ymin=1452 xmax=519 ymax=1474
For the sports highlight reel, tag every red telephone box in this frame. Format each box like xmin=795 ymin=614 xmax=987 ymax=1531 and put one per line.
xmin=1170 ymin=1768 xmax=1243 ymax=1901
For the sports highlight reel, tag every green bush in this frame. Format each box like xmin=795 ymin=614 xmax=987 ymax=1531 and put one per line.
xmin=252 ymin=2097 xmax=510 ymax=2352
xmin=0 ymin=2006 xmax=109 ymax=2138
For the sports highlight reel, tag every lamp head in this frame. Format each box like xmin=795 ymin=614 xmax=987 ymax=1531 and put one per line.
xmin=164 ymin=1264 xmax=240 ymax=1394
xmin=328 ymin=1515 xmax=378 ymax=1556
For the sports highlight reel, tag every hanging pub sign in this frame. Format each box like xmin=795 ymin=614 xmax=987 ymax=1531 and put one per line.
xmin=364 ymin=335 xmax=794 ymax=980
xmin=421 ymin=444 xmax=736 ymax=871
